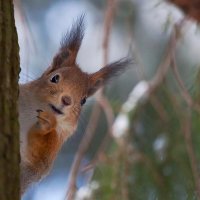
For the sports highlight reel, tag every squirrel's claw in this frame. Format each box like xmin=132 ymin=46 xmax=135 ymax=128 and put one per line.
xmin=36 ymin=111 xmax=57 ymax=133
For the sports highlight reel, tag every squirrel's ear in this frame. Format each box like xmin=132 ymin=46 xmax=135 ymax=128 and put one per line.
xmin=87 ymin=58 xmax=132 ymax=97
xmin=49 ymin=15 xmax=85 ymax=72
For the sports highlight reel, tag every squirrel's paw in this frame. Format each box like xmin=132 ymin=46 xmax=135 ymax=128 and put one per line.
xmin=36 ymin=110 xmax=56 ymax=134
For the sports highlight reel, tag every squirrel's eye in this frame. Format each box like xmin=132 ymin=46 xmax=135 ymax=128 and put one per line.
xmin=50 ymin=74 xmax=60 ymax=83
xmin=80 ymin=97 xmax=86 ymax=106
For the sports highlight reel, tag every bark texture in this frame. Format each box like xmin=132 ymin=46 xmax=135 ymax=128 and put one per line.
xmin=0 ymin=0 xmax=20 ymax=199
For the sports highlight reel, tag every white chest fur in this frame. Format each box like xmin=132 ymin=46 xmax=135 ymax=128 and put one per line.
xmin=18 ymin=84 xmax=49 ymax=161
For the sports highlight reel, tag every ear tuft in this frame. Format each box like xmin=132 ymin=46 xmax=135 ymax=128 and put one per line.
xmin=49 ymin=15 xmax=85 ymax=72
xmin=96 ymin=57 xmax=133 ymax=81
xmin=60 ymin=14 xmax=85 ymax=54
xmin=88 ymin=57 xmax=133 ymax=96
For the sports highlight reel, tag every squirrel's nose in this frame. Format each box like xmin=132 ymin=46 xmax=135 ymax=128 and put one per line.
xmin=62 ymin=96 xmax=72 ymax=106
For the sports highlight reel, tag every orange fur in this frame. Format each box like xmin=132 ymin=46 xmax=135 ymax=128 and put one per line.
xmin=21 ymin=110 xmax=61 ymax=194
xmin=19 ymin=16 xmax=131 ymax=195
xmin=27 ymin=110 xmax=59 ymax=171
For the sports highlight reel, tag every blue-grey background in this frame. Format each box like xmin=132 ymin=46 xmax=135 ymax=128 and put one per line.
xmin=15 ymin=0 xmax=200 ymax=199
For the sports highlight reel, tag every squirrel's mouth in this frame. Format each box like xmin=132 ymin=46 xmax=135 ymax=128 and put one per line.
xmin=49 ymin=104 xmax=64 ymax=115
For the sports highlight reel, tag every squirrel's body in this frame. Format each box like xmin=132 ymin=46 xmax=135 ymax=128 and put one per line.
xmin=19 ymin=79 xmax=79 ymax=194
xmin=19 ymin=16 xmax=131 ymax=195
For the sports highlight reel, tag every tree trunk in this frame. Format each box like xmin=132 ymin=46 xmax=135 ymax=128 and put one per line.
xmin=0 ymin=0 xmax=20 ymax=199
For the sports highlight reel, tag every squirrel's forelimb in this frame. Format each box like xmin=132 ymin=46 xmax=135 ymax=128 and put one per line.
xmin=21 ymin=110 xmax=60 ymax=195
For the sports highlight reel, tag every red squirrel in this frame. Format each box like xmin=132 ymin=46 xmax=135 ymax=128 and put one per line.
xmin=19 ymin=16 xmax=131 ymax=195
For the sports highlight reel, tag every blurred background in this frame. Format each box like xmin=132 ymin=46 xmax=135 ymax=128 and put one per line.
xmin=15 ymin=0 xmax=200 ymax=199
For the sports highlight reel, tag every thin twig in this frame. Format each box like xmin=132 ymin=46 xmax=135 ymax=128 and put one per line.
xmin=66 ymin=103 xmax=101 ymax=200
xmin=96 ymin=95 xmax=114 ymax=129
xmin=169 ymin=26 xmax=200 ymax=199
xmin=182 ymin=108 xmax=200 ymax=199
xmin=148 ymin=31 xmax=175 ymax=93
xmin=149 ymin=17 xmax=186 ymax=93
xmin=129 ymin=152 xmax=165 ymax=187
xmin=149 ymin=94 xmax=169 ymax=122
xmin=102 ymin=0 xmax=117 ymax=65
xmin=171 ymin=52 xmax=200 ymax=112
xmin=81 ymin=95 xmax=115 ymax=172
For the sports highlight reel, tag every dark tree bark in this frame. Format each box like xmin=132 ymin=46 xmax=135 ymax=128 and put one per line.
xmin=0 ymin=0 xmax=20 ymax=199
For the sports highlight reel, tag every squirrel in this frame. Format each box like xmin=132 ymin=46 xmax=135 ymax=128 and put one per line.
xmin=19 ymin=15 xmax=131 ymax=195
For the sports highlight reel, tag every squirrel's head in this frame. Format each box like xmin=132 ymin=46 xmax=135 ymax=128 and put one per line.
xmin=34 ymin=15 xmax=131 ymax=133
